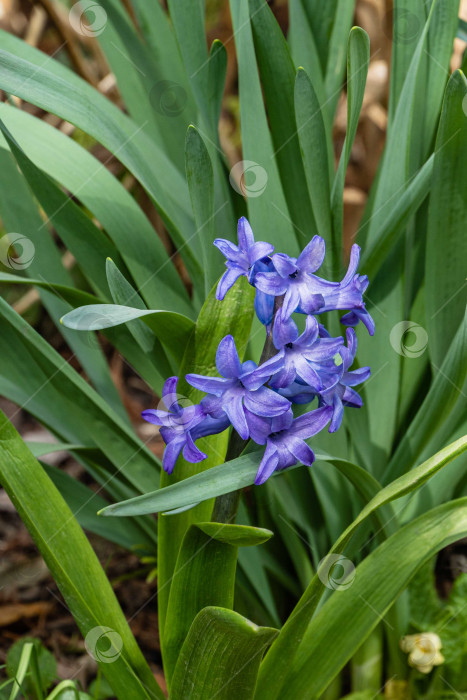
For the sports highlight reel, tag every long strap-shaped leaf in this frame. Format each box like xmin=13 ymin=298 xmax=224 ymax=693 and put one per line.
xmin=170 ymin=607 xmax=278 ymax=700
xmin=163 ymin=522 xmax=272 ymax=687
xmin=278 ymin=498 xmax=467 ymax=699
xmin=425 ymin=70 xmax=467 ymax=365
xmin=0 ymin=412 xmax=164 ymax=700
xmin=254 ymin=434 xmax=467 ymax=699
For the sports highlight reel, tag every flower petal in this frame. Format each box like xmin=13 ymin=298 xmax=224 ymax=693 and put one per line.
xmin=287 ymin=436 xmax=315 ymax=466
xmin=214 ymin=238 xmax=243 ymax=262
xmin=272 ymin=253 xmax=297 ymax=277
xmin=216 ymin=334 xmax=242 ymax=378
xmin=254 ymin=289 xmax=275 ymax=328
xmin=342 ymin=386 xmax=363 ymax=407
xmin=162 ymin=436 xmax=185 ymax=474
xmin=255 ymin=442 xmax=280 ymax=485
xmin=237 ymin=216 xmax=255 ymax=250
xmin=224 ymin=392 xmax=249 ymax=439
xmin=244 ymin=386 xmax=291 ymax=417
xmin=216 ymin=267 xmax=245 ymax=301
xmin=294 ymin=356 xmax=323 ymax=391
xmin=291 ymin=405 xmax=333 ymax=438
xmin=244 ymin=409 xmax=270 ymax=445
xmin=242 ymin=351 xmax=285 ymax=390
xmin=141 ymin=408 xmax=171 ymax=426
xmin=273 ymin=313 xmax=299 ymax=348
xmin=282 ymin=284 xmax=301 ymax=318
xmin=248 ymin=241 xmax=274 ymax=265
xmin=340 ymin=244 xmax=361 ymax=286
xmin=297 ymin=235 xmax=326 ymax=273
xmin=183 ymin=432 xmax=207 ymax=463
xmin=329 ymin=395 xmax=344 ymax=432
xmin=254 ymin=271 xmax=289 ymax=296
xmin=186 ymin=374 xmax=233 ymax=396
xmin=342 ymin=366 xmax=371 ymax=386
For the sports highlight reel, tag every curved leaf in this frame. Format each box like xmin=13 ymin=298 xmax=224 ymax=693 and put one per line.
xmin=171 ymin=607 xmax=278 ymax=700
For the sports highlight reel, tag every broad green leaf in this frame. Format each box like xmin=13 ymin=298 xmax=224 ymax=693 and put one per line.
xmin=0 ymin=143 xmax=125 ymax=420
xmin=0 ymin=100 xmax=191 ymax=315
xmin=163 ymin=522 xmax=272 ymax=684
xmin=61 ymin=304 xmax=194 ymax=365
xmin=279 ymin=499 xmax=467 ymax=699
xmin=384 ymin=309 xmax=467 ymax=482
xmin=323 ymin=0 xmax=357 ymax=122
xmin=248 ymin=0 xmax=315 ymax=241
xmin=0 ymin=47 xmax=201 ymax=280
xmin=294 ymin=69 xmax=333 ymax=272
xmin=0 ymin=297 xmax=161 ymax=497
xmin=229 ymin=0 xmax=297 ymax=252
xmin=185 ymin=126 xmax=215 ymax=297
xmin=208 ymin=40 xmax=228 ymax=137
xmin=255 ymin=435 xmax=467 ymax=699
xmin=166 ymin=0 xmax=209 ymax=127
xmin=331 ymin=28 xmax=369 ymax=263
xmin=43 ymin=463 xmax=156 ymax=554
xmin=288 ymin=0 xmax=325 ymax=107
xmin=388 ymin=0 xmax=427 ymax=125
xmin=360 ymin=155 xmax=433 ymax=278
xmin=96 ymin=0 xmax=190 ymax=171
xmin=171 ymin=607 xmax=278 ymax=700
xmin=0 ymin=120 xmax=121 ymax=299
xmin=425 ymin=71 xmax=467 ymax=365
xmin=300 ymin=0 xmax=338 ymax=76
xmin=157 ymin=277 xmax=255 ymax=642
xmin=0 ymin=413 xmax=165 ymax=700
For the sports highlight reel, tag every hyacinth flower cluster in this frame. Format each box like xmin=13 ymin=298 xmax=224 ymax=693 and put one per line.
xmin=143 ymin=218 xmax=373 ymax=485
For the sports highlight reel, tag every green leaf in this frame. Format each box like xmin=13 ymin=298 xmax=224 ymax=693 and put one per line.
xmin=248 ymin=0 xmax=315 ymax=240
xmin=163 ymin=522 xmax=272 ymax=685
xmin=254 ymin=435 xmax=467 ymax=699
xmin=279 ymin=499 xmax=467 ymax=698
xmin=105 ymin=258 xmax=163 ymax=356
xmin=425 ymin=70 xmax=467 ymax=366
xmin=0 ymin=46 xmax=200 ymax=278
xmin=331 ymin=28 xmax=370 ymax=261
xmin=157 ymin=277 xmax=255 ymax=644
xmin=0 ymin=297 xmax=161 ymax=497
xmin=61 ymin=304 xmax=194 ymax=365
xmin=323 ymin=0 xmax=357 ymax=123
xmin=185 ymin=125 xmax=215 ymax=297
xmin=229 ymin=0 xmax=297 ymax=252
xmin=208 ymin=40 xmax=228 ymax=136
xmin=294 ymin=69 xmax=333 ymax=270
xmin=384 ymin=309 xmax=467 ymax=482
xmin=171 ymin=607 xmax=278 ymax=700
xmin=43 ymin=463 xmax=156 ymax=554
xmin=0 ymin=99 xmax=192 ymax=314
xmin=0 ymin=412 xmax=165 ymax=700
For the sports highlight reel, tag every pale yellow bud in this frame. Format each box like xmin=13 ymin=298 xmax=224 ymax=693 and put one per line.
xmin=400 ymin=632 xmax=444 ymax=674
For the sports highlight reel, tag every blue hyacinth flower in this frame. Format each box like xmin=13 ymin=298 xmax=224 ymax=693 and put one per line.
xmin=215 ymin=217 xmax=274 ymax=300
xmin=318 ymin=328 xmax=371 ymax=432
xmin=245 ymin=405 xmax=333 ymax=484
xmin=269 ymin=315 xmax=344 ymax=391
xmin=142 ymin=377 xmax=229 ymax=474
xmin=186 ymin=335 xmax=291 ymax=440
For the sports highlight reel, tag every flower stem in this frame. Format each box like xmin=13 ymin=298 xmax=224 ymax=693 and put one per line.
xmin=211 ymin=295 xmax=284 ymax=524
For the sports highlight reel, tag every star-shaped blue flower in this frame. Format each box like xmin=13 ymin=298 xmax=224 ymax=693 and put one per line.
xmin=186 ymin=335 xmax=290 ymax=440
xmin=318 ymin=328 xmax=371 ymax=432
xmin=246 ymin=405 xmax=333 ymax=484
xmin=215 ymin=217 xmax=274 ymax=300
xmin=269 ymin=315 xmax=344 ymax=391
xmin=142 ymin=377 xmax=229 ymax=474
